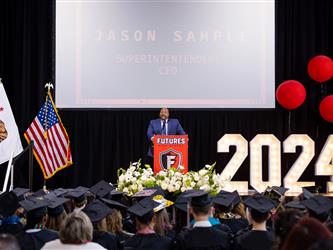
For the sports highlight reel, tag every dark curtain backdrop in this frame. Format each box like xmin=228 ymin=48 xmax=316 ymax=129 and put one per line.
xmin=0 ymin=0 xmax=333 ymax=191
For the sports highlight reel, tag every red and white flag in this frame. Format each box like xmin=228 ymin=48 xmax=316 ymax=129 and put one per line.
xmin=0 ymin=80 xmax=23 ymax=164
xmin=24 ymin=92 xmax=72 ymax=179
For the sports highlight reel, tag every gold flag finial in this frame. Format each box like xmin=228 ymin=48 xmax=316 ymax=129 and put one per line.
xmin=44 ymin=82 xmax=54 ymax=94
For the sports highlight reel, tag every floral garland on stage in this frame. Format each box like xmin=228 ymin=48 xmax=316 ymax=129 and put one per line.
xmin=117 ymin=161 xmax=227 ymax=196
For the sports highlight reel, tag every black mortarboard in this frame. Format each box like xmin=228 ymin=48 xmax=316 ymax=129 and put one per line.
xmin=110 ymin=189 xmax=123 ymax=197
xmin=264 ymin=186 xmax=289 ymax=205
xmin=301 ymin=196 xmax=333 ymax=215
xmin=127 ymin=197 xmax=159 ymax=218
xmin=144 ymin=186 xmax=165 ymax=198
xmin=302 ymin=186 xmax=319 ymax=200
xmin=90 ymin=180 xmax=115 ymax=198
xmin=213 ymin=190 xmax=241 ymax=209
xmin=183 ymin=190 xmax=212 ymax=207
xmin=19 ymin=197 xmax=50 ymax=219
xmin=243 ymin=195 xmax=275 ymax=213
xmin=132 ymin=189 xmax=158 ymax=198
xmin=82 ymin=199 xmax=112 ymax=223
xmin=100 ymin=198 xmax=128 ymax=210
xmin=52 ymin=188 xmax=70 ymax=197
xmin=33 ymin=189 xmax=48 ymax=197
xmin=12 ymin=188 xmax=30 ymax=200
xmin=66 ymin=186 xmax=89 ymax=203
xmin=174 ymin=190 xmax=198 ymax=212
xmin=271 ymin=186 xmax=289 ymax=196
xmin=284 ymin=200 xmax=306 ymax=209
xmin=0 ymin=192 xmax=20 ymax=217
xmin=47 ymin=196 xmax=69 ymax=216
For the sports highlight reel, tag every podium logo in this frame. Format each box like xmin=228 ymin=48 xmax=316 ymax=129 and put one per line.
xmin=160 ymin=149 xmax=182 ymax=170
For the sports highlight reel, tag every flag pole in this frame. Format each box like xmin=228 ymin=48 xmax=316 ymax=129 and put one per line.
xmin=2 ymin=152 xmax=14 ymax=193
xmin=28 ymin=141 xmax=34 ymax=190
xmin=43 ymin=179 xmax=47 ymax=192
xmin=42 ymin=83 xmax=53 ymax=191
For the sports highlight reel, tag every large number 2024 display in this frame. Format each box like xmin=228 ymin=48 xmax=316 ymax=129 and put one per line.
xmin=217 ymin=134 xmax=333 ymax=194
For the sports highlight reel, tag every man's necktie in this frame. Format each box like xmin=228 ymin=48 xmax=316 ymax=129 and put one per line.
xmin=162 ymin=120 xmax=166 ymax=135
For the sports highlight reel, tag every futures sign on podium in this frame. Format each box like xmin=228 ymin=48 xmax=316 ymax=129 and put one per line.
xmin=153 ymin=135 xmax=188 ymax=174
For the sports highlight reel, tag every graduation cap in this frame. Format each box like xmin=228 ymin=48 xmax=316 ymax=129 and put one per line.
xmin=284 ymin=200 xmax=306 ymax=209
xmin=301 ymin=196 xmax=333 ymax=215
xmin=152 ymin=195 xmax=174 ymax=213
xmin=127 ymin=197 xmax=159 ymax=218
xmin=19 ymin=197 xmax=50 ymax=219
xmin=132 ymin=189 xmax=158 ymax=198
xmin=100 ymin=198 xmax=128 ymax=210
xmin=47 ymin=196 xmax=70 ymax=217
xmin=52 ymin=188 xmax=71 ymax=197
xmin=264 ymin=186 xmax=289 ymax=204
xmin=243 ymin=195 xmax=275 ymax=213
xmin=110 ymin=189 xmax=123 ymax=197
xmin=174 ymin=189 xmax=198 ymax=212
xmin=90 ymin=180 xmax=115 ymax=198
xmin=33 ymin=189 xmax=48 ymax=197
xmin=0 ymin=192 xmax=20 ymax=217
xmin=12 ymin=188 xmax=30 ymax=201
xmin=183 ymin=190 xmax=212 ymax=208
xmin=272 ymin=186 xmax=289 ymax=196
xmin=213 ymin=190 xmax=241 ymax=209
xmin=144 ymin=186 xmax=165 ymax=198
xmin=82 ymin=199 xmax=112 ymax=223
xmin=66 ymin=186 xmax=89 ymax=203
xmin=302 ymin=186 xmax=319 ymax=200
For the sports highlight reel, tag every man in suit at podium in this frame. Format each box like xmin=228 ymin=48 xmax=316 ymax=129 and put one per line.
xmin=147 ymin=108 xmax=186 ymax=159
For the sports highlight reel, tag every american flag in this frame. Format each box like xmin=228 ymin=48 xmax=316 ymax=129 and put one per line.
xmin=24 ymin=93 xmax=72 ymax=179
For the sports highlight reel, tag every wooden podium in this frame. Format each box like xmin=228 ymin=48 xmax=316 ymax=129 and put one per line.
xmin=153 ymin=135 xmax=188 ymax=174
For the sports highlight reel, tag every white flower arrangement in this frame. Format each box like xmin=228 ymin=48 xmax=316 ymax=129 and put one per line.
xmin=117 ymin=161 xmax=227 ymax=197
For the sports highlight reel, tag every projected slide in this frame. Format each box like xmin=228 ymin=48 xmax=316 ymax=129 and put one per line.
xmin=56 ymin=0 xmax=275 ymax=108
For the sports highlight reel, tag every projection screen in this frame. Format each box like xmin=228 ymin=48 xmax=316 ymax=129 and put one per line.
xmin=56 ymin=0 xmax=275 ymax=108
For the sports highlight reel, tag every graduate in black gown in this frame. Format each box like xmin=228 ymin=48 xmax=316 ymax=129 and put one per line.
xmin=101 ymin=196 xmax=134 ymax=246
xmin=213 ymin=190 xmax=249 ymax=235
xmin=82 ymin=199 xmax=119 ymax=250
xmin=174 ymin=189 xmax=232 ymax=237
xmin=65 ymin=186 xmax=89 ymax=212
xmin=124 ymin=197 xmax=172 ymax=250
xmin=16 ymin=196 xmax=58 ymax=250
xmin=0 ymin=191 xmax=24 ymax=236
xmin=174 ymin=190 xmax=230 ymax=250
xmin=233 ymin=194 xmax=275 ymax=250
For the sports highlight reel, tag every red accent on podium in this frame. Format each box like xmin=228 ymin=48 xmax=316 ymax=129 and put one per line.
xmin=153 ymin=135 xmax=188 ymax=174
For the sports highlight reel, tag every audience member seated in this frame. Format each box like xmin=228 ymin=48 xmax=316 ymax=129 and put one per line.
xmin=281 ymin=217 xmax=332 ymax=250
xmin=41 ymin=211 xmax=106 ymax=249
xmin=0 ymin=234 xmax=20 ymax=250
xmin=233 ymin=194 xmax=275 ymax=250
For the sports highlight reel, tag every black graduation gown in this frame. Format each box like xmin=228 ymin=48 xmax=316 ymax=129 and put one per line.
xmin=93 ymin=231 xmax=119 ymax=250
xmin=175 ymin=227 xmax=230 ymax=250
xmin=0 ymin=223 xmax=23 ymax=236
xmin=233 ymin=230 xmax=273 ymax=250
xmin=124 ymin=233 xmax=171 ymax=250
xmin=116 ymin=231 xmax=133 ymax=247
xmin=219 ymin=218 xmax=249 ymax=234
xmin=213 ymin=223 xmax=232 ymax=236
xmin=16 ymin=229 xmax=59 ymax=250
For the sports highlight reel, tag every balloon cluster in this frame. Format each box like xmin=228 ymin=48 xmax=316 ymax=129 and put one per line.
xmin=276 ymin=55 xmax=333 ymax=123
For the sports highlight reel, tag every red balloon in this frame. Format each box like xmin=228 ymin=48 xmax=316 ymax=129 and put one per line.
xmin=307 ymin=55 xmax=333 ymax=83
xmin=276 ymin=80 xmax=306 ymax=110
xmin=319 ymin=95 xmax=333 ymax=123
